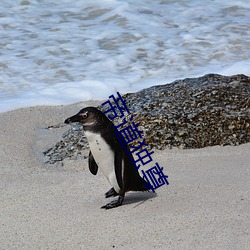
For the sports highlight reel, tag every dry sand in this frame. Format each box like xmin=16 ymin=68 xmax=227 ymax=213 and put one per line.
xmin=0 ymin=102 xmax=249 ymax=250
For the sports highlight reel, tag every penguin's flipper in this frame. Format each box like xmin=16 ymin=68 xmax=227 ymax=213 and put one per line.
xmin=105 ymin=187 xmax=118 ymax=198
xmin=88 ymin=151 xmax=98 ymax=175
xmin=101 ymin=196 xmax=124 ymax=209
xmin=114 ymin=143 xmax=124 ymax=190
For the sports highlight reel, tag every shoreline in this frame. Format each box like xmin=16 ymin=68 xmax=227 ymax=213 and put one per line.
xmin=0 ymin=103 xmax=249 ymax=249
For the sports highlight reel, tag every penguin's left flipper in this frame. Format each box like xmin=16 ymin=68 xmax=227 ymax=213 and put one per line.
xmin=105 ymin=187 xmax=118 ymax=198
xmin=88 ymin=151 xmax=98 ymax=175
xmin=101 ymin=196 xmax=124 ymax=209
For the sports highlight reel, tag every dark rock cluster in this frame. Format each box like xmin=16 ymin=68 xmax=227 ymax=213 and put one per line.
xmin=43 ymin=74 xmax=250 ymax=163
xmin=122 ymin=74 xmax=250 ymax=149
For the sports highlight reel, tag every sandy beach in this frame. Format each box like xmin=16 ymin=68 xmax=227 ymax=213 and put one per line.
xmin=0 ymin=102 xmax=249 ymax=249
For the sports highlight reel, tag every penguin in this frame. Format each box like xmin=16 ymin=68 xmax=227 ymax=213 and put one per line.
xmin=64 ymin=107 xmax=150 ymax=209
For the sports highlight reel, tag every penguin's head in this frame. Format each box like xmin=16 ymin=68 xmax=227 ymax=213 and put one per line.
xmin=65 ymin=107 xmax=111 ymax=130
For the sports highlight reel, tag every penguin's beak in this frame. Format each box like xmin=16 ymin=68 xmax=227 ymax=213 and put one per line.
xmin=64 ymin=114 xmax=81 ymax=124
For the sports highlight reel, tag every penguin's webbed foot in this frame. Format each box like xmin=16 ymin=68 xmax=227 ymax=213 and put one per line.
xmin=101 ymin=196 xmax=124 ymax=209
xmin=105 ymin=187 xmax=118 ymax=198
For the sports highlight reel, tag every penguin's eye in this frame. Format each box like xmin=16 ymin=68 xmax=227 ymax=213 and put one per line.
xmin=79 ymin=112 xmax=88 ymax=119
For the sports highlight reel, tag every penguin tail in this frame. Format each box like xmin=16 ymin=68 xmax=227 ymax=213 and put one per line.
xmin=131 ymin=176 xmax=152 ymax=192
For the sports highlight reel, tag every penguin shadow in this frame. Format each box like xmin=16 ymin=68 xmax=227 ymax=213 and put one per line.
xmin=123 ymin=191 xmax=157 ymax=208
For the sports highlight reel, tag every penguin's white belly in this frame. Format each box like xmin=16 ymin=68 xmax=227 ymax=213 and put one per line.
xmin=85 ymin=131 xmax=120 ymax=193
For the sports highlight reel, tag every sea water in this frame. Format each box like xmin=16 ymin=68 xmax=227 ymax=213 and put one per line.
xmin=0 ymin=0 xmax=249 ymax=112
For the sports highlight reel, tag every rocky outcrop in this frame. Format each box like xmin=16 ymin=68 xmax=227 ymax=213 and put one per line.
xmin=44 ymin=74 xmax=250 ymax=163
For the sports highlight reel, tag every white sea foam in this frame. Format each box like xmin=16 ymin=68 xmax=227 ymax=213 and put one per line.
xmin=0 ymin=0 xmax=249 ymax=112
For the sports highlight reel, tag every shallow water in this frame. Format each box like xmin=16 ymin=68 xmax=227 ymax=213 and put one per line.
xmin=0 ymin=0 xmax=249 ymax=112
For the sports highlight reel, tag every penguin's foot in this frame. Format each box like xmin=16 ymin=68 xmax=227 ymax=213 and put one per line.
xmin=101 ymin=196 xmax=124 ymax=209
xmin=105 ymin=187 xmax=118 ymax=198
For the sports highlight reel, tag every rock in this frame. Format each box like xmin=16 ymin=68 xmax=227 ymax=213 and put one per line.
xmin=43 ymin=74 xmax=250 ymax=164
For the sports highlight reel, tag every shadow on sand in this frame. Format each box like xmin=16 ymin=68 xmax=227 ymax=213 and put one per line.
xmin=122 ymin=191 xmax=157 ymax=208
